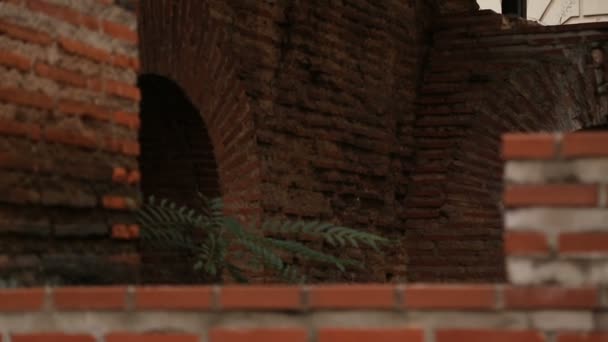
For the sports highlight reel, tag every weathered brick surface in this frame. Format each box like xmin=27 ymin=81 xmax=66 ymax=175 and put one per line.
xmin=0 ymin=0 xmax=139 ymax=286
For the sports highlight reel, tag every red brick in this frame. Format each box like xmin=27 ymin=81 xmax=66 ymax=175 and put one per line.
xmin=35 ymin=63 xmax=87 ymax=88
xmin=436 ymin=330 xmax=545 ymax=342
xmin=112 ymin=167 xmax=128 ymax=183
xmin=560 ymin=233 xmax=608 ymax=253
xmin=12 ymin=333 xmax=96 ymax=342
xmin=58 ymin=37 xmax=113 ymax=64
xmin=504 ymin=286 xmax=598 ymax=309
xmin=44 ymin=128 xmax=98 ymax=149
xmin=219 ymin=285 xmax=301 ymax=310
xmin=0 ymin=50 xmax=32 ymax=71
xmin=106 ymin=333 xmax=198 ymax=342
xmin=121 ymin=140 xmax=140 ymax=156
xmin=0 ymin=288 xmax=44 ymax=311
xmin=404 ymin=285 xmax=496 ymax=309
xmin=504 ymin=232 xmax=550 ymax=255
xmin=58 ymin=100 xmax=111 ymax=121
xmin=102 ymin=196 xmax=128 ymax=210
xmin=53 ymin=286 xmax=127 ymax=310
xmin=112 ymin=53 xmax=140 ymax=71
xmin=0 ymin=87 xmax=54 ymax=110
xmin=0 ymin=118 xmax=41 ymax=140
xmin=563 ymin=132 xmax=608 ymax=158
xmin=504 ymin=185 xmax=598 ymax=207
xmin=502 ymin=133 xmax=556 ymax=160
xmin=0 ymin=19 xmax=53 ymax=45
xmin=79 ymin=14 xmax=100 ymax=31
xmin=102 ymin=20 xmax=137 ymax=43
xmin=105 ymin=79 xmax=141 ymax=101
xmin=209 ymin=328 xmax=308 ymax=342
xmin=134 ymin=286 xmax=213 ymax=310
xmin=113 ymin=111 xmax=140 ymax=129
xmin=317 ymin=328 xmax=424 ymax=342
xmin=111 ymin=223 xmax=139 ymax=239
xmin=558 ymin=333 xmax=608 ymax=342
xmin=309 ymin=285 xmax=396 ymax=309
xmin=127 ymin=170 xmax=141 ymax=184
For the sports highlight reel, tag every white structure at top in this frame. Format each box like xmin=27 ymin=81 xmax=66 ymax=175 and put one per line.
xmin=477 ymin=0 xmax=608 ymax=25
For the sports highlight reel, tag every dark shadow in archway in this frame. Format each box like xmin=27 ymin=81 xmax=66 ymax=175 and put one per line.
xmin=137 ymin=74 xmax=221 ymax=283
xmin=138 ymin=74 xmax=220 ymax=206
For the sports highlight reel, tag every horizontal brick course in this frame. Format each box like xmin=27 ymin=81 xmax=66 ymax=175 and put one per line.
xmin=219 ymin=286 xmax=300 ymax=310
xmin=504 ymin=232 xmax=550 ymax=256
xmin=53 ymin=286 xmax=127 ymax=310
xmin=0 ymin=19 xmax=53 ymax=45
xmin=135 ymin=286 xmax=213 ymax=310
xmin=504 ymin=287 xmax=599 ymax=309
xmin=0 ymin=50 xmax=32 ymax=71
xmin=404 ymin=285 xmax=496 ymax=309
xmin=559 ymin=233 xmax=608 ymax=253
xmin=0 ymin=288 xmax=44 ymax=311
xmin=12 ymin=333 xmax=96 ymax=342
xmin=504 ymin=185 xmax=598 ymax=208
xmin=563 ymin=133 xmax=608 ymax=158
xmin=309 ymin=285 xmax=396 ymax=309
xmin=502 ymin=134 xmax=556 ymax=160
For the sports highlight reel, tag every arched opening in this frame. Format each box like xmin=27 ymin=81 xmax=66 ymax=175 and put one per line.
xmin=137 ymin=74 xmax=221 ymax=283
xmin=138 ymin=74 xmax=221 ymax=206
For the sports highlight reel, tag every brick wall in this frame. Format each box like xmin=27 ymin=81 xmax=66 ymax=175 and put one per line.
xmin=0 ymin=131 xmax=606 ymax=340
xmin=504 ymin=131 xmax=608 ymax=286
xmin=0 ymin=283 xmax=604 ymax=341
xmin=0 ymin=0 xmax=140 ymax=286
xmin=405 ymin=12 xmax=608 ymax=282
xmin=137 ymin=0 xmax=450 ymax=283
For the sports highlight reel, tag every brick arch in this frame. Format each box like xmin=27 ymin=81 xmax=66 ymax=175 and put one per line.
xmin=137 ymin=0 xmax=262 ymax=219
xmin=407 ymin=34 xmax=608 ymax=282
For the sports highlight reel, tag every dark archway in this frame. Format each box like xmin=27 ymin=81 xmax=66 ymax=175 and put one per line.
xmin=138 ymin=74 xmax=220 ymax=206
xmin=137 ymin=74 xmax=221 ymax=284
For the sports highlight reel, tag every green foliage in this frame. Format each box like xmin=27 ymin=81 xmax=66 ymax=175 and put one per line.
xmin=137 ymin=193 xmax=390 ymax=283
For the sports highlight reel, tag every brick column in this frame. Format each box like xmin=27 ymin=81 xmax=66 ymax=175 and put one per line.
xmin=0 ymin=0 xmax=139 ymax=285
xmin=503 ymin=132 xmax=608 ymax=285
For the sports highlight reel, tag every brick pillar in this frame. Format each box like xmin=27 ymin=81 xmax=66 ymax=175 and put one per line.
xmin=0 ymin=0 xmax=140 ymax=286
xmin=503 ymin=132 xmax=608 ymax=285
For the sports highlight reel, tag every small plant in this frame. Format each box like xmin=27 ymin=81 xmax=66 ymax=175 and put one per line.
xmin=137 ymin=193 xmax=389 ymax=283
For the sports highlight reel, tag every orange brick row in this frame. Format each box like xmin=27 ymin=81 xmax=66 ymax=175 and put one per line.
xmin=0 ymin=16 xmax=138 ymax=70
xmin=0 ymin=49 xmax=140 ymax=101
xmin=503 ymin=132 xmax=608 ymax=160
xmin=6 ymin=330 xmax=608 ymax=342
xmin=0 ymin=117 xmax=139 ymax=157
xmin=503 ymin=184 xmax=600 ymax=208
xmin=505 ymin=231 xmax=608 ymax=255
xmin=20 ymin=0 xmax=137 ymax=43
xmin=0 ymin=284 xmax=602 ymax=312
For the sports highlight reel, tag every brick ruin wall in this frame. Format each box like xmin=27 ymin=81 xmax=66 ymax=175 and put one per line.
xmin=0 ymin=131 xmax=607 ymax=341
xmin=0 ymin=0 xmax=140 ymax=286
